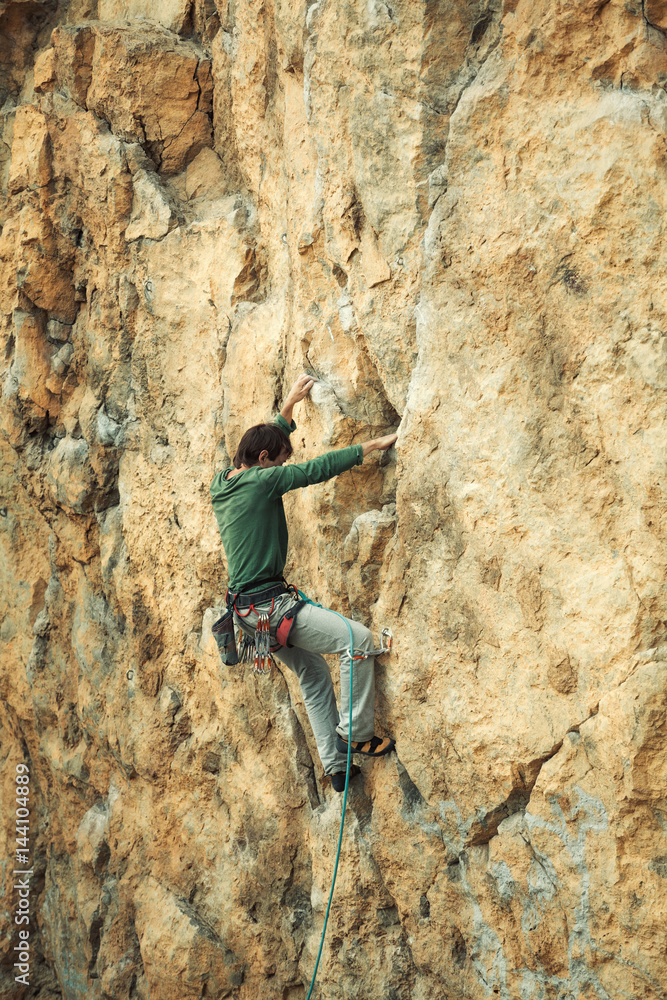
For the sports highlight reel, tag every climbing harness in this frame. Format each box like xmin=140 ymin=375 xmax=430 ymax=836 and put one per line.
xmin=214 ymin=584 xmax=392 ymax=675
xmin=275 ymin=597 xmax=308 ymax=646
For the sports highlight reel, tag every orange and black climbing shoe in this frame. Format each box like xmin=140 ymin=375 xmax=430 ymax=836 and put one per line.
xmin=330 ymin=764 xmax=361 ymax=792
xmin=336 ymin=735 xmax=396 ymax=757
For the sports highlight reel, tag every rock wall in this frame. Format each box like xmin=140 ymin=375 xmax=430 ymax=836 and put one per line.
xmin=1 ymin=1 xmax=667 ymax=998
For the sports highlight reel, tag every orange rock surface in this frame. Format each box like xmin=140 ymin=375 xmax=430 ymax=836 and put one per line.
xmin=1 ymin=1 xmax=666 ymax=998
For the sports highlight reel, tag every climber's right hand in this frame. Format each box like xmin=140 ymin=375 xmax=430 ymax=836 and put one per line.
xmin=361 ymin=433 xmax=398 ymax=457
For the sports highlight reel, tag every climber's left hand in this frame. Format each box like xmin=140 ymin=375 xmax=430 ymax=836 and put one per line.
xmin=286 ymin=373 xmax=315 ymax=404
xmin=280 ymin=373 xmax=315 ymax=424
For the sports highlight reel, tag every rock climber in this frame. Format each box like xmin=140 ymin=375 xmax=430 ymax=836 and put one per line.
xmin=210 ymin=373 xmax=397 ymax=791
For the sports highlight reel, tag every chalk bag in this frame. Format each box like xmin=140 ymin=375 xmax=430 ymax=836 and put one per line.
xmin=212 ymin=611 xmax=239 ymax=666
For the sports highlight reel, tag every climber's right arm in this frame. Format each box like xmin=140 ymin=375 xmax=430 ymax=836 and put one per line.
xmin=361 ymin=434 xmax=398 ymax=457
xmin=261 ymin=433 xmax=398 ymax=499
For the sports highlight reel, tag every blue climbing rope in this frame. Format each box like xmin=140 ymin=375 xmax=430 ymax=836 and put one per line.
xmin=295 ymin=589 xmax=355 ymax=1000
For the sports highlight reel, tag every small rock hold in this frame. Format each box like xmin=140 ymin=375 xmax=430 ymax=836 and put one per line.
xmin=125 ymin=170 xmax=172 ymax=242
xmin=377 ymin=905 xmax=401 ymax=927
xmin=227 ymin=205 xmax=249 ymax=230
xmin=159 ymin=685 xmax=182 ymax=721
xmin=33 ymin=609 xmax=51 ymax=636
xmin=119 ymin=275 xmax=139 ymax=316
xmin=51 ymin=343 xmax=74 ymax=374
xmin=33 ymin=47 xmax=57 ymax=92
xmin=96 ymin=408 xmax=121 ymax=447
xmin=337 ymin=293 xmax=356 ymax=331
xmin=47 ymin=319 xmax=71 ymax=342
xmin=45 ymin=373 xmax=65 ymax=394
xmin=202 ymin=751 xmax=221 ymax=774
xmin=298 ymin=233 xmax=314 ymax=254
xmin=428 ymin=164 xmax=448 ymax=208
xmin=648 ymin=857 xmax=667 ymax=878
xmin=185 ymin=147 xmax=226 ymax=200
xmin=124 ymin=142 xmax=156 ymax=176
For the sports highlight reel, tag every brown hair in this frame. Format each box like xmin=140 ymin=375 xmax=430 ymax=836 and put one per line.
xmin=233 ymin=424 xmax=293 ymax=469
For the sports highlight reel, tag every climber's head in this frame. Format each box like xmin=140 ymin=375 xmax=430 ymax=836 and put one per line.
xmin=233 ymin=423 xmax=293 ymax=469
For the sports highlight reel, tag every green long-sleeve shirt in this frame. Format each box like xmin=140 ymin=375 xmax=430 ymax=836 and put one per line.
xmin=210 ymin=415 xmax=364 ymax=592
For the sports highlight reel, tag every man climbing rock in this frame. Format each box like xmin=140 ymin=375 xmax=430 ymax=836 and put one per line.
xmin=210 ymin=373 xmax=397 ymax=791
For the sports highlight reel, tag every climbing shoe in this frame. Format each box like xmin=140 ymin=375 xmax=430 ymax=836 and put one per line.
xmin=330 ymin=764 xmax=361 ymax=793
xmin=335 ymin=735 xmax=396 ymax=757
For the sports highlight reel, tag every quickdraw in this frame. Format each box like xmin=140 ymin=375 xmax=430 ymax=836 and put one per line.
xmin=253 ymin=613 xmax=273 ymax=675
xmin=351 ymin=627 xmax=393 ymax=659
xmin=236 ymin=629 xmax=254 ymax=663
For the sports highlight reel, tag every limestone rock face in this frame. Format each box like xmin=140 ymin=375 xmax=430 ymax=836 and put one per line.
xmin=1 ymin=1 xmax=667 ymax=998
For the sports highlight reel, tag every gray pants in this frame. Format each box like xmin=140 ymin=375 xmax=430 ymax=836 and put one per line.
xmin=234 ymin=593 xmax=376 ymax=775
